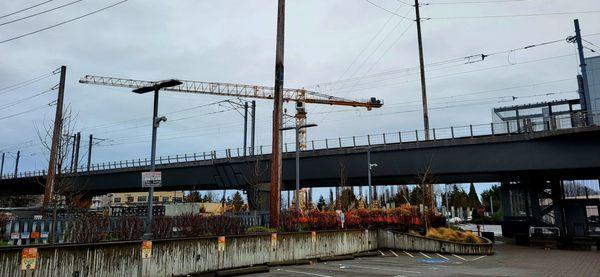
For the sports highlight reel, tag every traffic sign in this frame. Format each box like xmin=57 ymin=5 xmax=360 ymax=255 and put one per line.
xmin=20 ymin=248 xmax=37 ymax=270
xmin=217 ymin=236 xmax=225 ymax=252
xmin=142 ymin=172 xmax=161 ymax=188
xmin=141 ymin=241 xmax=152 ymax=259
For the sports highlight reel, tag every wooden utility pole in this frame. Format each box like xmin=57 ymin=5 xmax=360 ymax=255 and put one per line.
xmin=270 ymin=0 xmax=286 ymax=228
xmin=414 ymin=0 xmax=429 ymax=140
xmin=43 ymin=65 xmax=66 ymax=206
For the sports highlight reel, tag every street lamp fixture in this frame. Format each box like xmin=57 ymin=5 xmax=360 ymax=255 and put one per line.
xmin=134 ymin=79 xmax=182 ymax=240
xmin=280 ymin=123 xmax=317 ymax=211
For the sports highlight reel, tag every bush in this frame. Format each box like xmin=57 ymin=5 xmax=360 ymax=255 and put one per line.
xmin=426 ymin=227 xmax=482 ymax=244
xmin=113 ymin=216 xmax=144 ymax=241
xmin=246 ymin=226 xmax=276 ymax=234
xmin=68 ymin=213 xmax=108 ymax=243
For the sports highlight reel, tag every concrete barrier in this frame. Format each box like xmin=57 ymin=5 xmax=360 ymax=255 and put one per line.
xmin=378 ymin=229 xmax=494 ymax=255
xmin=0 ymin=229 xmax=378 ymax=277
xmin=0 ymin=229 xmax=492 ymax=276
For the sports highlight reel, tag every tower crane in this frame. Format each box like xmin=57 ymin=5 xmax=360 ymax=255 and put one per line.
xmin=78 ymin=75 xmax=383 ymax=149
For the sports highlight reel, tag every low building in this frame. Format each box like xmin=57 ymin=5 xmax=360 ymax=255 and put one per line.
xmin=91 ymin=191 xmax=185 ymax=209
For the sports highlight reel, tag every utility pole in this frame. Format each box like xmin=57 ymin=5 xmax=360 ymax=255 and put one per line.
xmin=70 ymin=134 xmax=77 ymax=172
xmin=87 ymin=134 xmax=93 ymax=172
xmin=44 ymin=65 xmax=66 ymax=206
xmin=0 ymin=153 xmax=4 ymax=179
xmin=243 ymin=102 xmax=248 ymax=156
xmin=251 ymin=100 xmax=256 ymax=156
xmin=14 ymin=151 xmax=20 ymax=178
xmin=414 ymin=0 xmax=429 ymax=140
xmin=490 ymin=196 xmax=494 ymax=215
xmin=270 ymin=0 xmax=286 ymax=228
xmin=73 ymin=132 xmax=81 ymax=172
xmin=574 ymin=19 xmax=593 ymax=125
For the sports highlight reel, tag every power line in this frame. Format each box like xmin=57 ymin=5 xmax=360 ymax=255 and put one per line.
xmin=0 ymin=0 xmax=55 ymax=19
xmin=0 ymin=102 xmax=55 ymax=121
xmin=321 ymin=53 xmax=578 ymax=95
xmin=0 ymin=88 xmax=54 ymax=110
xmin=308 ymin=36 xmax=570 ymax=91
xmin=335 ymin=3 xmax=405 ymax=88
xmin=365 ymin=0 xmax=414 ymax=20
xmin=0 ymin=0 xmax=84 ymax=27
xmin=0 ymin=71 xmax=57 ymax=95
xmin=0 ymin=0 xmax=128 ymax=44
xmin=427 ymin=10 xmax=600 ymax=20
xmin=423 ymin=0 xmax=528 ymax=5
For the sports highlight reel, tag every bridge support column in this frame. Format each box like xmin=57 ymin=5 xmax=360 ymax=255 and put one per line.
xmin=247 ymin=183 xmax=271 ymax=212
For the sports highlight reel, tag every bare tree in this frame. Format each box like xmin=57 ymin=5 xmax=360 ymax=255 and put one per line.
xmin=36 ymin=107 xmax=91 ymax=226
xmin=241 ymin=156 xmax=269 ymax=211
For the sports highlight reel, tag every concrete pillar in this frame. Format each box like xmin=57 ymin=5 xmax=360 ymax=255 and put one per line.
xmin=247 ymin=183 xmax=271 ymax=212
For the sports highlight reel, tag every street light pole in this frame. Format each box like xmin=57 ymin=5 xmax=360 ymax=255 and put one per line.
xmin=295 ymin=126 xmax=300 ymax=210
xmin=281 ymin=123 xmax=317 ymax=211
xmin=131 ymin=79 xmax=181 ymax=240
xmin=367 ymin=148 xmax=372 ymax=206
xmin=145 ymin=88 xmax=160 ymax=239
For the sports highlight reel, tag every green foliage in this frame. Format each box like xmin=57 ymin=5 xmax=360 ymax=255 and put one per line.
xmin=467 ymin=183 xmax=481 ymax=208
xmin=246 ymin=226 xmax=276 ymax=233
xmin=339 ymin=188 xmax=357 ymax=211
xmin=317 ymin=195 xmax=327 ymax=211
xmin=231 ymin=191 xmax=245 ymax=211
xmin=409 ymin=186 xmax=423 ymax=205
xmin=480 ymin=185 xmax=501 ymax=213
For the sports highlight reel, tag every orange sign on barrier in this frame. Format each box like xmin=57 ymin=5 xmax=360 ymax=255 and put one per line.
xmin=20 ymin=248 xmax=37 ymax=270
xmin=271 ymin=233 xmax=277 ymax=249
xmin=217 ymin=236 xmax=226 ymax=252
xmin=141 ymin=241 xmax=152 ymax=259
xmin=311 ymin=231 xmax=317 ymax=243
xmin=30 ymin=232 xmax=40 ymax=239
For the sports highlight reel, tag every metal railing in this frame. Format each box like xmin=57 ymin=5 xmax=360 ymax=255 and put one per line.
xmin=3 ymin=111 xmax=596 ymax=179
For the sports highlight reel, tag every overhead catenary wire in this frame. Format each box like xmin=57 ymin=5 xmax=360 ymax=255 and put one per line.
xmin=0 ymin=88 xmax=55 ymax=110
xmin=0 ymin=0 xmax=55 ymax=19
xmin=423 ymin=0 xmax=528 ymax=5
xmin=0 ymin=0 xmax=128 ymax=44
xmin=0 ymin=0 xmax=84 ymax=27
xmin=0 ymin=101 xmax=55 ymax=121
xmin=0 ymin=71 xmax=57 ymax=95
xmin=426 ymin=10 xmax=600 ymax=20
xmin=365 ymin=0 xmax=414 ymax=20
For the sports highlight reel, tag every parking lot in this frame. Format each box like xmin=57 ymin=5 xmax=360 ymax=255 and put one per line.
xmin=248 ymin=239 xmax=600 ymax=276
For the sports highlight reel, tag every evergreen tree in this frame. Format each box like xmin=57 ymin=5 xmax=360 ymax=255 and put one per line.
xmin=409 ymin=186 xmax=423 ymax=205
xmin=339 ymin=188 xmax=357 ymax=211
xmin=187 ymin=191 xmax=201 ymax=202
xmin=480 ymin=185 xmax=501 ymax=213
xmin=328 ymin=188 xmax=335 ymax=210
xmin=467 ymin=183 xmax=481 ymax=208
xmin=317 ymin=195 xmax=327 ymax=211
xmin=231 ymin=191 xmax=245 ymax=211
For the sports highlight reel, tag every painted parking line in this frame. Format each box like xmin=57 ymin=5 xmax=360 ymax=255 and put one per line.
xmin=470 ymin=255 xmax=487 ymax=261
xmin=389 ymin=250 xmax=399 ymax=257
xmin=403 ymin=251 xmax=414 ymax=258
xmin=435 ymin=253 xmax=449 ymax=260
xmin=337 ymin=264 xmax=422 ymax=274
xmin=278 ymin=269 xmax=333 ymax=277
xmin=452 ymin=254 xmax=467 ymax=261
xmin=419 ymin=252 xmax=431 ymax=259
xmin=378 ymin=250 xmax=386 ymax=256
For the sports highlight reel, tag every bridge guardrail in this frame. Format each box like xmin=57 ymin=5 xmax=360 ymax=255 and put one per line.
xmin=2 ymin=111 xmax=595 ymax=179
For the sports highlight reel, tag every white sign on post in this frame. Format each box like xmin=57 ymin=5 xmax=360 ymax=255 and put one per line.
xmin=142 ymin=172 xmax=162 ymax=188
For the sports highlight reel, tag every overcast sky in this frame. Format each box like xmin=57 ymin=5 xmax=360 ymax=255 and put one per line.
xmin=1 ymin=0 xmax=599 ymax=196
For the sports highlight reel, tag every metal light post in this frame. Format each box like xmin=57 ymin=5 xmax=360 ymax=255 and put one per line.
xmin=133 ymin=79 xmax=182 ymax=239
xmin=367 ymin=148 xmax=378 ymax=207
xmin=281 ymin=123 xmax=317 ymax=211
